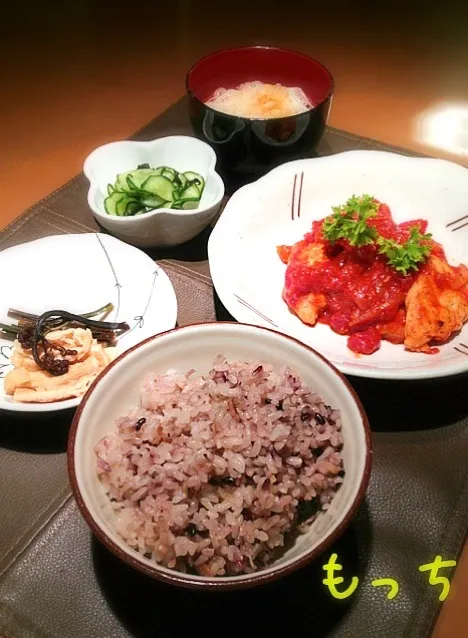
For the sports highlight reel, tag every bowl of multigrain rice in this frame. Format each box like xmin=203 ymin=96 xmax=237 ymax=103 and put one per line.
xmin=67 ymin=322 xmax=371 ymax=590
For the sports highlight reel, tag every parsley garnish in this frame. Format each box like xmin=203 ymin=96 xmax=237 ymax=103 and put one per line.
xmin=322 ymin=194 xmax=379 ymax=247
xmin=377 ymin=226 xmax=433 ymax=275
xmin=320 ymin=195 xmax=433 ymax=275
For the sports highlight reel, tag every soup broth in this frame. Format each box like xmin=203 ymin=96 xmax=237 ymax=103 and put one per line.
xmin=205 ymin=81 xmax=312 ymax=119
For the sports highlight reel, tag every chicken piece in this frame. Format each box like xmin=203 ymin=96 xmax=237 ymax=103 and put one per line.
xmin=277 ymin=241 xmax=327 ymax=267
xmin=430 ymin=254 xmax=468 ymax=282
xmin=280 ymin=241 xmax=329 ymax=325
xmin=404 ymin=256 xmax=468 ymax=352
xmin=290 ymin=292 xmax=327 ymax=326
xmin=290 ymin=241 xmax=327 ymax=268
xmin=277 ymin=245 xmax=291 ymax=264
xmin=377 ymin=308 xmax=406 ymax=344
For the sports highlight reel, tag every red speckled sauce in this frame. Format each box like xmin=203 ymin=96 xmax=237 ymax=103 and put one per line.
xmin=284 ymin=204 xmax=434 ymax=355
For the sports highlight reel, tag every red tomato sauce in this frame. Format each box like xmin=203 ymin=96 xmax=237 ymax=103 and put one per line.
xmin=283 ymin=203 xmax=430 ymax=355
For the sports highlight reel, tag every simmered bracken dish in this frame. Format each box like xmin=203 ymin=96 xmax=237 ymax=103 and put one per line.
xmin=5 ymin=328 xmax=118 ymax=403
xmin=1 ymin=305 xmax=129 ymax=403
xmin=277 ymin=195 xmax=468 ymax=355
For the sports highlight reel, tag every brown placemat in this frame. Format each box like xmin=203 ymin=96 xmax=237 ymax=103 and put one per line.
xmin=0 ymin=98 xmax=467 ymax=638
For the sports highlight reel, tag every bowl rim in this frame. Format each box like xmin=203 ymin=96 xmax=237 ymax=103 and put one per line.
xmin=67 ymin=321 xmax=372 ymax=591
xmin=83 ymin=135 xmax=225 ymax=222
xmin=185 ymin=45 xmax=335 ymax=123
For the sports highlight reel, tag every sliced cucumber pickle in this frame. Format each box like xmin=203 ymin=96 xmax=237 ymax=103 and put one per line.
xmin=161 ymin=167 xmax=176 ymax=181
xmin=105 ymin=165 xmax=206 ymax=216
xmin=104 ymin=191 xmax=126 ymax=215
xmin=177 ymin=173 xmax=188 ymax=190
xmin=181 ymin=199 xmax=200 ymax=210
xmin=179 ymin=183 xmax=200 ymax=201
xmin=116 ymin=169 xmax=154 ymax=191
xmin=183 ymin=171 xmax=205 ymax=190
xmin=116 ymin=197 xmax=138 ymax=216
xmin=141 ymin=194 xmax=167 ymax=209
xmin=124 ymin=200 xmax=143 ymax=216
xmin=141 ymin=175 xmax=176 ymax=201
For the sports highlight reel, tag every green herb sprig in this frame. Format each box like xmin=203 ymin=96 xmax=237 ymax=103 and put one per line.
xmin=321 ymin=194 xmax=433 ymax=275
xmin=377 ymin=227 xmax=433 ymax=275
xmin=322 ymin=194 xmax=379 ymax=247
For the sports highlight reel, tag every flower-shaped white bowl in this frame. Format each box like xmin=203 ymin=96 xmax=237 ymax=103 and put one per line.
xmin=83 ymin=136 xmax=225 ymax=248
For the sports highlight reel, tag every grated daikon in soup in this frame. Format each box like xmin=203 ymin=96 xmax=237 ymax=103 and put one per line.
xmin=205 ymin=81 xmax=312 ymax=119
